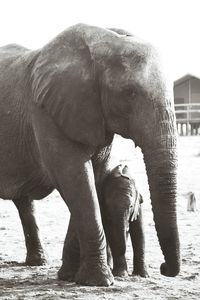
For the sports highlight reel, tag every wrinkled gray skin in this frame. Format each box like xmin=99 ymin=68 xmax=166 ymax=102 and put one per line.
xmin=58 ymin=164 xmax=148 ymax=281
xmin=12 ymin=199 xmax=46 ymax=266
xmin=0 ymin=23 xmax=180 ymax=286
xmin=102 ymin=164 xmax=148 ymax=278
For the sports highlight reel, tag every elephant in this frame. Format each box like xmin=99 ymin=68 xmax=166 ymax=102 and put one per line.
xmin=58 ymin=163 xmax=148 ymax=281
xmin=102 ymin=164 xmax=148 ymax=278
xmin=0 ymin=23 xmax=180 ymax=286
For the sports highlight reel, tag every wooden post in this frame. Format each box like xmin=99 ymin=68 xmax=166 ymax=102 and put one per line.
xmin=187 ymin=79 xmax=191 ymax=136
xmin=186 ymin=122 xmax=189 ymax=136
xmin=181 ymin=124 xmax=184 ymax=136
xmin=194 ymin=124 xmax=198 ymax=135
xmin=191 ymin=124 xmax=194 ymax=135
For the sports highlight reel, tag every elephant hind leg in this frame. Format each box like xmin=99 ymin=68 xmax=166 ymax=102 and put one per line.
xmin=32 ymin=106 xmax=114 ymax=286
xmin=13 ymin=198 xmax=46 ymax=266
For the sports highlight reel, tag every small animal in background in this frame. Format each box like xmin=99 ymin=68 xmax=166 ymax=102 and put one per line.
xmin=187 ymin=192 xmax=197 ymax=212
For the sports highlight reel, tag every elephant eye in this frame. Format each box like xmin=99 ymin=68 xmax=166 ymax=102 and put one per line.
xmin=123 ymin=87 xmax=135 ymax=98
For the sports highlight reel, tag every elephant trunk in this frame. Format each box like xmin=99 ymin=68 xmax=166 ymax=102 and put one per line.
xmin=142 ymin=132 xmax=180 ymax=277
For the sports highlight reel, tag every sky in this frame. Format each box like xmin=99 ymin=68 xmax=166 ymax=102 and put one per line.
xmin=0 ymin=0 xmax=200 ymax=81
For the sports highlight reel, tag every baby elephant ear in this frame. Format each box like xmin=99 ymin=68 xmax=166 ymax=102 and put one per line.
xmin=130 ymin=191 xmax=141 ymax=222
xmin=122 ymin=165 xmax=132 ymax=180
xmin=112 ymin=164 xmax=123 ymax=177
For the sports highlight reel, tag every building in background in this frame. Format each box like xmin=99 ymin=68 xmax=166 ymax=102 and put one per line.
xmin=174 ymin=74 xmax=200 ymax=135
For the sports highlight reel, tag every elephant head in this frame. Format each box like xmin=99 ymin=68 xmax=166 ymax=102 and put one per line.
xmin=104 ymin=164 xmax=141 ymax=224
xmin=32 ymin=23 xmax=180 ymax=277
xmin=96 ymin=28 xmax=180 ymax=277
xmin=103 ymin=164 xmax=140 ymax=225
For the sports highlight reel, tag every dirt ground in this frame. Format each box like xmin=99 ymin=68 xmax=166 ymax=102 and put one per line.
xmin=1 ymin=136 xmax=200 ymax=299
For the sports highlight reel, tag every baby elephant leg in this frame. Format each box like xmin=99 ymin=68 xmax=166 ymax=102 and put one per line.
xmin=13 ymin=198 xmax=46 ymax=266
xmin=130 ymin=206 xmax=148 ymax=277
xmin=103 ymin=220 xmax=128 ymax=277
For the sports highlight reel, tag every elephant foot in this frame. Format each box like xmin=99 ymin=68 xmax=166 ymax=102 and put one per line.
xmin=132 ymin=267 xmax=149 ymax=278
xmin=160 ymin=262 xmax=180 ymax=277
xmin=58 ymin=263 xmax=78 ymax=282
xmin=25 ymin=251 xmax=47 ymax=266
xmin=75 ymin=262 xmax=114 ymax=286
xmin=112 ymin=268 xmax=128 ymax=277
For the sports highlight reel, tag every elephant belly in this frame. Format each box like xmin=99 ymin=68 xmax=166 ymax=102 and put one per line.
xmin=0 ymin=46 xmax=54 ymax=201
xmin=0 ymin=166 xmax=54 ymax=200
xmin=0 ymin=123 xmax=54 ymax=200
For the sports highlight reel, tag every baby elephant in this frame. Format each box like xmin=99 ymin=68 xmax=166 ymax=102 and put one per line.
xmin=102 ymin=164 xmax=148 ymax=277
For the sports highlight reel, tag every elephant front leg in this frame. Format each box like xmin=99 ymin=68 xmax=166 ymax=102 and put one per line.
xmin=104 ymin=222 xmax=128 ymax=277
xmin=111 ymin=236 xmax=128 ymax=277
xmin=32 ymin=109 xmax=113 ymax=286
xmin=13 ymin=198 xmax=46 ymax=266
xmin=130 ymin=207 xmax=148 ymax=277
xmin=60 ymin=159 xmax=113 ymax=286
xmin=58 ymin=216 xmax=80 ymax=281
xmin=54 ymin=158 xmax=113 ymax=286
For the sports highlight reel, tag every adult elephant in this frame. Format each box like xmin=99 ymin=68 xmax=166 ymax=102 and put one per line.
xmin=0 ymin=23 xmax=180 ymax=286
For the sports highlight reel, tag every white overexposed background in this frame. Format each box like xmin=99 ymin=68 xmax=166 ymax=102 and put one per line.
xmin=0 ymin=0 xmax=200 ymax=81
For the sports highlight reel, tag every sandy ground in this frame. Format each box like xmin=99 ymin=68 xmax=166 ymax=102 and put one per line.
xmin=0 ymin=135 xmax=200 ymax=299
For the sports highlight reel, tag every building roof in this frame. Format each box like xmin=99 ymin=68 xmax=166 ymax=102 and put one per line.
xmin=174 ymin=73 xmax=200 ymax=86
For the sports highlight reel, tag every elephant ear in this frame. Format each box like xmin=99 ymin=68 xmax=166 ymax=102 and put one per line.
xmin=112 ymin=164 xmax=132 ymax=180
xmin=122 ymin=165 xmax=132 ymax=180
xmin=130 ymin=191 xmax=141 ymax=222
xmin=31 ymin=30 xmax=105 ymax=147
xmin=112 ymin=164 xmax=123 ymax=177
